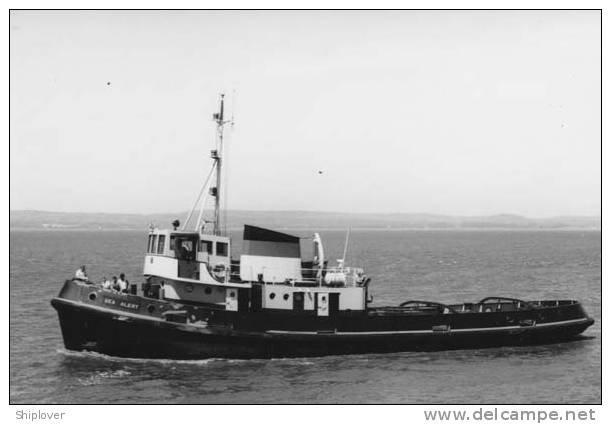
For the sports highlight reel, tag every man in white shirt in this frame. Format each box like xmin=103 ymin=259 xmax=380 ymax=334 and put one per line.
xmin=75 ymin=265 xmax=88 ymax=281
xmin=101 ymin=277 xmax=112 ymax=290
xmin=117 ymin=273 xmax=129 ymax=293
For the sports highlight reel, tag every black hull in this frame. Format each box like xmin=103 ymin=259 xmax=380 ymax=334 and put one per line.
xmin=52 ymin=294 xmax=594 ymax=360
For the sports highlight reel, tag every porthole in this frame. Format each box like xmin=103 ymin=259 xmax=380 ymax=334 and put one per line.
xmin=204 ymin=287 xmax=212 ymax=295
xmin=269 ymin=293 xmax=276 ymax=300
xmin=230 ymin=291 xmax=236 ymax=298
xmin=147 ymin=304 xmax=155 ymax=313
xmin=283 ymin=294 xmax=290 ymax=301
xmin=88 ymin=292 xmax=97 ymax=301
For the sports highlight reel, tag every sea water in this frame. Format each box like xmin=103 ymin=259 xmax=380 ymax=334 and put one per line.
xmin=9 ymin=229 xmax=601 ymax=403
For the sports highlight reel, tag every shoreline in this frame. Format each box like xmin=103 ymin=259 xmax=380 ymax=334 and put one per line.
xmin=9 ymin=226 xmax=602 ymax=232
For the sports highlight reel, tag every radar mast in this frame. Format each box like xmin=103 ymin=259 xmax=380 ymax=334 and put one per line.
xmin=183 ymin=94 xmax=232 ymax=235
xmin=211 ymin=94 xmax=226 ymax=235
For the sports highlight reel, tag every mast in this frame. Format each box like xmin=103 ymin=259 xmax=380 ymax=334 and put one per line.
xmin=184 ymin=93 xmax=233 ymax=234
xmin=212 ymin=94 xmax=225 ymax=236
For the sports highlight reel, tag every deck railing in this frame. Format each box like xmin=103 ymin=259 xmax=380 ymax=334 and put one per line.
xmin=220 ymin=263 xmax=366 ymax=287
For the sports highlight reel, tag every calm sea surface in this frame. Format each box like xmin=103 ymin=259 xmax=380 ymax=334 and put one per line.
xmin=9 ymin=229 xmax=601 ymax=404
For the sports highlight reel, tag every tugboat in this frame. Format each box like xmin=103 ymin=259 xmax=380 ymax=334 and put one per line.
xmin=51 ymin=95 xmax=594 ymax=359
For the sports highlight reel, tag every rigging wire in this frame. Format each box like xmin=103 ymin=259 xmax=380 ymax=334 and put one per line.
xmin=222 ymin=134 xmax=229 ymax=236
xmin=341 ymin=227 xmax=351 ymax=264
xmin=194 ymin=162 xmax=217 ymax=231
xmin=183 ymin=163 xmax=216 ymax=230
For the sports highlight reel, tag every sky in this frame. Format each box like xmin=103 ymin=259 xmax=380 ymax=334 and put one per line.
xmin=9 ymin=10 xmax=601 ymax=217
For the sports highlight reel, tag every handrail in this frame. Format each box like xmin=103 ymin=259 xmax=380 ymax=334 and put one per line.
xmin=398 ymin=300 xmax=459 ymax=314
xmin=226 ymin=263 xmax=366 ymax=287
xmin=227 ymin=263 xmax=364 ymax=274
xmin=478 ymin=296 xmax=533 ymax=307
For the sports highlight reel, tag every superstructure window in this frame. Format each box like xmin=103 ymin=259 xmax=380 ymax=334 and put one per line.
xmin=181 ymin=240 xmax=194 ymax=252
xmin=151 ymin=235 xmax=158 ymax=253
xmin=200 ymin=240 xmax=213 ymax=254
xmin=170 ymin=234 xmax=199 ymax=260
xmin=216 ymin=242 xmax=228 ymax=257
xmin=176 ymin=238 xmax=196 ymax=261
xmin=147 ymin=235 xmax=154 ymax=252
xmin=157 ymin=235 xmax=166 ymax=254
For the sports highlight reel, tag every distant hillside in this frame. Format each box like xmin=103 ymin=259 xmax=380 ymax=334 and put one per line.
xmin=9 ymin=210 xmax=601 ymax=231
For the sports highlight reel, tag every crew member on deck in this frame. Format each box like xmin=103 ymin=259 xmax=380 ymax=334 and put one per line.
xmin=118 ymin=273 xmax=129 ymax=293
xmin=159 ymin=281 xmax=165 ymax=300
xmin=101 ymin=276 xmax=112 ymax=290
xmin=75 ymin=265 xmax=88 ymax=281
xmin=111 ymin=276 xmax=119 ymax=291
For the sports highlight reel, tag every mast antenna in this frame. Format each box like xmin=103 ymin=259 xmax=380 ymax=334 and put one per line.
xmin=185 ymin=93 xmax=233 ymax=235
xmin=211 ymin=93 xmax=233 ymax=236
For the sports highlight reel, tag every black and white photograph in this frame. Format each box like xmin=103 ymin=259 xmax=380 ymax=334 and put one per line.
xmin=8 ymin=7 xmax=602 ymax=410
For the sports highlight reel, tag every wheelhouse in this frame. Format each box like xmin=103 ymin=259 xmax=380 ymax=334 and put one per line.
xmin=145 ymin=229 xmax=231 ymax=272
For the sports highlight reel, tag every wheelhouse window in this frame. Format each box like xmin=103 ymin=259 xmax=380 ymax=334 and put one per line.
xmin=200 ymin=240 xmax=213 ymax=255
xmin=216 ymin=242 xmax=228 ymax=257
xmin=170 ymin=236 xmax=176 ymax=251
xmin=173 ymin=235 xmax=198 ymax=261
xmin=150 ymin=235 xmax=158 ymax=253
xmin=157 ymin=235 xmax=166 ymax=254
xmin=147 ymin=235 xmax=154 ymax=252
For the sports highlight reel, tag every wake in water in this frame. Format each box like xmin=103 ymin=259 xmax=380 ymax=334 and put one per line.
xmin=57 ymin=348 xmax=231 ymax=366
xmin=56 ymin=349 xmax=316 ymax=367
xmin=77 ymin=369 xmax=132 ymax=386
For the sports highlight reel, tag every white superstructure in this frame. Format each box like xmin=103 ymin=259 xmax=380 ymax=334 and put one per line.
xmin=141 ymin=95 xmax=371 ymax=315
